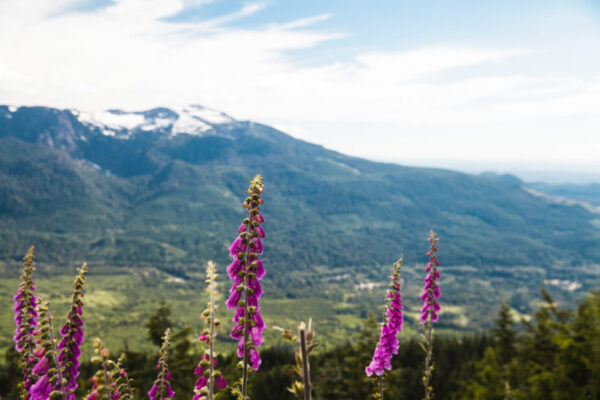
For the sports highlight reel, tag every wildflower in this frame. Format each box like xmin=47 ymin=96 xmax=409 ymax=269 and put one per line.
xmin=58 ymin=263 xmax=87 ymax=399
xmin=225 ymin=175 xmax=266 ymax=399
xmin=366 ymin=259 xmax=404 ymax=378
xmin=13 ymin=247 xmax=38 ymax=398
xmin=420 ymin=234 xmax=441 ymax=323
xmin=30 ymin=374 xmax=52 ymax=399
xmin=420 ymin=230 xmax=441 ymax=400
xmin=193 ymin=261 xmax=227 ymax=400
xmin=148 ymin=329 xmax=174 ymax=400
xmin=365 ymin=259 xmax=404 ymax=399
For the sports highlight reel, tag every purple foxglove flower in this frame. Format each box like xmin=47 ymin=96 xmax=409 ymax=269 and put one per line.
xmin=250 ymin=326 xmax=264 ymax=347
xmin=252 ymin=310 xmax=265 ymax=332
xmin=230 ymin=323 xmax=243 ymax=340
xmin=195 ymin=376 xmax=208 ymax=390
xmin=227 ymin=258 xmax=243 ymax=279
xmin=420 ymin=233 xmax=441 ymax=324
xmin=149 ymin=329 xmax=174 ymax=400
xmin=13 ymin=247 xmax=39 ymax=397
xmin=248 ymin=278 xmax=263 ymax=298
xmin=366 ymin=259 xmax=404 ymax=378
xmin=249 ymin=348 xmax=262 ymax=371
xmin=254 ymin=259 xmax=266 ymax=279
xmin=58 ymin=264 xmax=87 ymax=397
xmin=247 ymin=293 xmax=259 ymax=308
xmin=226 ymin=175 xmax=267 ymax=382
xmin=30 ymin=373 xmax=52 ymax=399
xmin=226 ymin=290 xmax=243 ymax=310
xmin=215 ymin=375 xmax=227 ymax=389
xmin=421 ymin=231 xmax=442 ymax=400
xmin=250 ymin=238 xmax=263 ymax=254
xmin=229 ymin=237 xmax=246 ymax=257
xmin=32 ymin=355 xmax=49 ymax=375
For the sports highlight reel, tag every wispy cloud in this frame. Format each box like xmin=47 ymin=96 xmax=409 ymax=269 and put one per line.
xmin=265 ymin=13 xmax=332 ymax=30
xmin=193 ymin=2 xmax=267 ymax=28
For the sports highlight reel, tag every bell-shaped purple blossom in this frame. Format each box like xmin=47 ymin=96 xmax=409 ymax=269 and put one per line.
xmin=32 ymin=355 xmax=49 ymax=375
xmin=30 ymin=373 xmax=52 ymax=399
xmin=193 ymin=354 xmax=213 ymax=391
xmin=58 ymin=263 xmax=87 ymax=399
xmin=366 ymin=259 xmax=404 ymax=377
xmin=249 ymin=348 xmax=262 ymax=370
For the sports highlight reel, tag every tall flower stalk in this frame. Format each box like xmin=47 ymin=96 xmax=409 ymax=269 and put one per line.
xmin=226 ymin=175 xmax=266 ymax=399
xmin=365 ymin=259 xmax=404 ymax=399
xmin=194 ymin=261 xmax=227 ymax=400
xmin=58 ymin=263 xmax=87 ymax=399
xmin=420 ymin=231 xmax=441 ymax=400
xmin=148 ymin=329 xmax=174 ymax=400
xmin=13 ymin=247 xmax=38 ymax=399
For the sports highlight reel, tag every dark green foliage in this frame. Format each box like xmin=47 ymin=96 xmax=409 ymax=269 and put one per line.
xmin=0 ymin=347 xmax=21 ymax=399
xmin=146 ymin=301 xmax=173 ymax=347
xmin=2 ymin=290 xmax=600 ymax=399
xmin=463 ymin=289 xmax=600 ymax=399
xmin=314 ymin=314 xmax=380 ymax=399
xmin=491 ymin=300 xmax=516 ymax=366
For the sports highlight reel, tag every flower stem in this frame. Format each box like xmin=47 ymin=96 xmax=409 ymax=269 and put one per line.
xmin=379 ymin=376 xmax=384 ymax=400
xmin=299 ymin=327 xmax=311 ymax=400
xmin=46 ymin=306 xmax=67 ymax=400
xmin=209 ymin=281 xmax=216 ymax=400
xmin=101 ymin=355 xmax=113 ymax=400
xmin=241 ymin=239 xmax=251 ymax=399
xmin=423 ymin=321 xmax=434 ymax=400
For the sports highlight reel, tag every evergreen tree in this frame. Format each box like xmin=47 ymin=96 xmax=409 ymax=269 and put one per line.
xmin=491 ymin=300 xmax=516 ymax=366
xmin=146 ymin=301 xmax=173 ymax=347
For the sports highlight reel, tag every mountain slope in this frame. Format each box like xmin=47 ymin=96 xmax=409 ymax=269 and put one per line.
xmin=1 ymin=105 xmax=599 ymax=283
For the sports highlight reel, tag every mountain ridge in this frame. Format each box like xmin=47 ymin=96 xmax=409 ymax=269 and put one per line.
xmin=1 ymin=104 xmax=599 ymax=284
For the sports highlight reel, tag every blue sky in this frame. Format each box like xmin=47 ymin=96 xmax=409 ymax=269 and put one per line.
xmin=1 ymin=0 xmax=599 ymax=181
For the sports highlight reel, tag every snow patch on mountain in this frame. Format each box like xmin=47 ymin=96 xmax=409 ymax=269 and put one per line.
xmin=140 ymin=117 xmax=173 ymax=131
xmin=172 ymin=112 xmax=212 ymax=135
xmin=78 ymin=110 xmax=145 ymax=131
xmin=75 ymin=105 xmax=235 ymax=138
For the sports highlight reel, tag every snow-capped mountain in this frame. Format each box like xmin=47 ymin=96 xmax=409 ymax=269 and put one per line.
xmin=75 ymin=105 xmax=238 ymax=138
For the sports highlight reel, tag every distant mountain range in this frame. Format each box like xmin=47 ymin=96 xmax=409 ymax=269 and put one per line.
xmin=528 ymin=182 xmax=600 ymax=207
xmin=1 ymin=105 xmax=599 ymax=287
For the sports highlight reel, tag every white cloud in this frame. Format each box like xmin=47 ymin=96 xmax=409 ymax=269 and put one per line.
xmin=0 ymin=0 xmax=598 ymax=171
